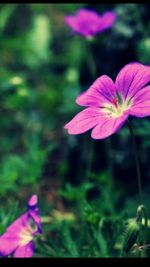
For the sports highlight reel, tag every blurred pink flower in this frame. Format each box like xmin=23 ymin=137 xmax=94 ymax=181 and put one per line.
xmin=0 ymin=195 xmax=42 ymax=258
xmin=64 ymin=62 xmax=150 ymax=139
xmin=64 ymin=8 xmax=116 ymax=38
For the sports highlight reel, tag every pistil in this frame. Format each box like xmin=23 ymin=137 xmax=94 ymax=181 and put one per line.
xmin=112 ymin=98 xmax=118 ymax=108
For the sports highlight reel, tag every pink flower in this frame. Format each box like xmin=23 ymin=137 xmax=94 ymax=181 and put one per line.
xmin=0 ymin=195 xmax=42 ymax=258
xmin=64 ymin=62 xmax=150 ymax=139
xmin=64 ymin=8 xmax=117 ymax=38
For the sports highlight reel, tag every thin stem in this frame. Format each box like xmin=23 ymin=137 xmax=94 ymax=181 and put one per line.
xmin=83 ymin=39 xmax=97 ymax=179
xmin=83 ymin=39 xmax=114 ymax=183
xmin=84 ymin=39 xmax=97 ymax=79
xmin=104 ymin=138 xmax=114 ymax=182
xmin=127 ymin=120 xmax=143 ymax=204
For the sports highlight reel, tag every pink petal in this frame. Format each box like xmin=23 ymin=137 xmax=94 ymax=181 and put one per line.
xmin=27 ymin=195 xmax=42 ymax=233
xmin=0 ymin=213 xmax=30 ymax=256
xmin=6 ymin=213 xmax=29 ymax=233
xmin=129 ymin=86 xmax=150 ymax=117
xmin=76 ymin=75 xmax=117 ymax=107
xmin=0 ymin=232 xmax=19 ymax=256
xmin=64 ymin=107 xmax=106 ymax=134
xmin=65 ymin=10 xmax=100 ymax=37
xmin=130 ymin=86 xmax=150 ymax=104
xmin=100 ymin=11 xmax=117 ymax=31
xmin=130 ymin=104 xmax=150 ymax=117
xmin=2 ymin=215 xmax=29 ymax=242
xmin=29 ymin=209 xmax=42 ymax=234
xmin=77 ymin=9 xmax=100 ymax=19
xmin=91 ymin=113 xmax=129 ymax=139
xmin=28 ymin=194 xmax=38 ymax=207
xmin=115 ymin=62 xmax=150 ymax=100
xmin=14 ymin=241 xmax=34 ymax=258
xmin=64 ymin=16 xmax=79 ymax=32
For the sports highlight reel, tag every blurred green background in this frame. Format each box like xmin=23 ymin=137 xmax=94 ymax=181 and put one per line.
xmin=0 ymin=3 xmax=150 ymax=257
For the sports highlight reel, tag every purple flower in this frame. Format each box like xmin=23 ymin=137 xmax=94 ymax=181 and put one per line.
xmin=64 ymin=8 xmax=116 ymax=38
xmin=64 ymin=62 xmax=150 ymax=139
xmin=0 ymin=194 xmax=42 ymax=258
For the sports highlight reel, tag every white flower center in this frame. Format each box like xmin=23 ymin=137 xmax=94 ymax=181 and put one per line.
xmin=19 ymin=225 xmax=34 ymax=246
xmin=101 ymin=94 xmax=132 ymax=118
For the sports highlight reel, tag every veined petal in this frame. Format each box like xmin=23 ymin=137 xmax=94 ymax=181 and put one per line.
xmin=64 ymin=107 xmax=106 ymax=134
xmin=130 ymin=105 xmax=150 ymax=118
xmin=14 ymin=241 xmax=34 ymax=258
xmin=115 ymin=62 xmax=150 ymax=100
xmin=130 ymin=104 xmax=150 ymax=117
xmin=91 ymin=112 xmax=129 ymax=139
xmin=76 ymin=75 xmax=117 ymax=107
xmin=129 ymin=86 xmax=150 ymax=117
xmin=130 ymin=86 xmax=150 ymax=104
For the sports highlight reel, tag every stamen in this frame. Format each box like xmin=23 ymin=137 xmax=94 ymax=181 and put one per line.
xmin=101 ymin=92 xmax=132 ymax=118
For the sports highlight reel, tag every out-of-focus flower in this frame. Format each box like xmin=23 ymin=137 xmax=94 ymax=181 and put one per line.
xmin=64 ymin=62 xmax=150 ymax=139
xmin=64 ymin=8 xmax=116 ymax=38
xmin=0 ymin=195 xmax=42 ymax=258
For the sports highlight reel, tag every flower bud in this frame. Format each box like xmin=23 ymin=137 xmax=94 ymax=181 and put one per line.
xmin=122 ymin=219 xmax=140 ymax=254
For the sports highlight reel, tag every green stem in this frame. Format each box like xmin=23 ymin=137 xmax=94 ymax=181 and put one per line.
xmin=84 ymin=39 xmax=97 ymax=79
xmin=83 ymin=39 xmax=114 ymax=183
xmin=86 ymin=139 xmax=95 ymax=179
xmin=83 ymin=39 xmax=97 ymax=179
xmin=127 ymin=120 xmax=143 ymax=205
xmin=104 ymin=138 xmax=114 ymax=182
